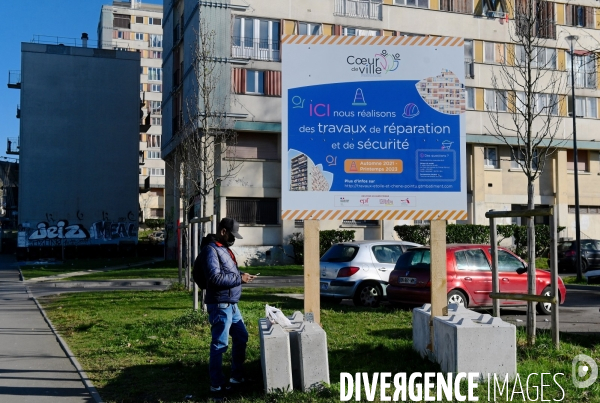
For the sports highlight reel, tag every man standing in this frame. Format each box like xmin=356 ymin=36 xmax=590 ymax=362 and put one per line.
xmin=197 ymin=218 xmax=256 ymax=400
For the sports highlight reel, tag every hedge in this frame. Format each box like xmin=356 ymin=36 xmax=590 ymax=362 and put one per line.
xmin=145 ymin=219 xmax=165 ymax=230
xmin=289 ymin=229 xmax=355 ymax=264
xmin=394 ymin=224 xmax=565 ymax=258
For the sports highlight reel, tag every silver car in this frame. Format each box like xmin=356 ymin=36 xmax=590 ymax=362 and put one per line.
xmin=320 ymin=240 xmax=422 ymax=307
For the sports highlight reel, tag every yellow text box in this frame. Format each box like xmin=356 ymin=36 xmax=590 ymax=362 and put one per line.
xmin=344 ymin=159 xmax=403 ymax=174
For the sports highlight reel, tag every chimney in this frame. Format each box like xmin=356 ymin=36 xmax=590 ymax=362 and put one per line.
xmin=81 ymin=33 xmax=89 ymax=48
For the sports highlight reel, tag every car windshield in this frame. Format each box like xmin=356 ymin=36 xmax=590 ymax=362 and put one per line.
xmin=394 ymin=249 xmax=431 ymax=270
xmin=557 ymin=242 xmax=573 ymax=252
xmin=320 ymin=244 xmax=359 ymax=262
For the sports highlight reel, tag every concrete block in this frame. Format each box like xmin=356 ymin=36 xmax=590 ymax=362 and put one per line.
xmin=412 ymin=303 xmax=481 ymax=358
xmin=289 ymin=322 xmax=330 ymax=391
xmin=433 ymin=313 xmax=516 ymax=378
xmin=258 ymin=318 xmax=293 ymax=393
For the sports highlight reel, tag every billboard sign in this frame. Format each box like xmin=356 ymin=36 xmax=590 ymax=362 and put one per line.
xmin=282 ymin=35 xmax=467 ymax=222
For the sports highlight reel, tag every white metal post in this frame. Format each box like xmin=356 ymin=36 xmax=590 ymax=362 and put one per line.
xmin=550 ymin=210 xmax=559 ymax=348
xmin=193 ymin=222 xmax=199 ymax=311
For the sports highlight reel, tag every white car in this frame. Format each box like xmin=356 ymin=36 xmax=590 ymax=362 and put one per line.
xmin=320 ymin=240 xmax=422 ymax=307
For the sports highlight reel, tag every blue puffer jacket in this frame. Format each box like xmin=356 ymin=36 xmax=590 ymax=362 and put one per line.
xmin=199 ymin=238 xmax=243 ymax=304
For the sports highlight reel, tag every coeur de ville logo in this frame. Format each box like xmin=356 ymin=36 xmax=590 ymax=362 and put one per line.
xmin=346 ymin=50 xmax=400 ymax=75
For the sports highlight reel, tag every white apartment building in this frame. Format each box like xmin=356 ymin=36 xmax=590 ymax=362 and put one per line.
xmin=98 ymin=1 xmax=165 ymax=221
xmin=161 ymin=0 xmax=600 ymax=263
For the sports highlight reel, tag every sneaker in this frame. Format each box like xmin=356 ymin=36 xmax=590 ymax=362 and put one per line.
xmin=209 ymin=385 xmax=229 ymax=402
xmin=229 ymin=377 xmax=245 ymax=385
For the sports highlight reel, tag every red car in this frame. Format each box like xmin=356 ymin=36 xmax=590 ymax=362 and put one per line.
xmin=387 ymin=244 xmax=566 ymax=315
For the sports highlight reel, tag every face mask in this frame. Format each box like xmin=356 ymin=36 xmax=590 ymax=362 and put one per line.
xmin=227 ymin=232 xmax=236 ymax=247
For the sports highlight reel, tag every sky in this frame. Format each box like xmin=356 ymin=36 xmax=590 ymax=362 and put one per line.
xmin=0 ymin=0 xmax=164 ymax=161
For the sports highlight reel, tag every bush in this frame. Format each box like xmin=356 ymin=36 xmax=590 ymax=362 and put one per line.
xmin=393 ymin=223 xmax=565 ymax=258
xmin=288 ymin=229 xmax=356 ymax=264
xmin=145 ymin=219 xmax=165 ymax=230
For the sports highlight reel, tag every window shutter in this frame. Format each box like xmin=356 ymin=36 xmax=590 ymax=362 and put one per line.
xmin=232 ymin=68 xmax=246 ymax=94
xmin=334 ymin=25 xmax=342 ymax=35
xmin=264 ymin=71 xmax=281 ymax=96
xmin=113 ymin=30 xmax=118 ymax=39
xmin=565 ymin=4 xmax=573 ymax=25
xmin=586 ymin=7 xmax=594 ymax=28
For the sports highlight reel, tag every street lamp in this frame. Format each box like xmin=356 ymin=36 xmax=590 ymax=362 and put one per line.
xmin=566 ymin=35 xmax=583 ymax=281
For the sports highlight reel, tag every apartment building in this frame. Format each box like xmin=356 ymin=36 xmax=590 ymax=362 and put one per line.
xmin=11 ymin=41 xmax=140 ymax=257
xmin=162 ymin=0 xmax=600 ymax=263
xmin=98 ymin=1 xmax=166 ymax=221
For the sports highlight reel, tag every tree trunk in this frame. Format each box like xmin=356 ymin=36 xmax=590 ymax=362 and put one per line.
xmin=526 ymin=180 xmax=536 ymax=345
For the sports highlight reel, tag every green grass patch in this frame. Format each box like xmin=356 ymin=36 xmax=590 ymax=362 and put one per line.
xmin=20 ymin=257 xmax=155 ymax=280
xmin=239 ymin=265 xmax=303 ymax=276
xmin=40 ymin=288 xmax=599 ymax=402
xmin=536 ymin=257 xmax=549 ymax=270
xmin=562 ymin=276 xmax=600 ymax=286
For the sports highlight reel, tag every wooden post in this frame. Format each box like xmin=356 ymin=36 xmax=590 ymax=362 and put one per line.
xmin=429 ymin=220 xmax=447 ymax=351
xmin=304 ymin=219 xmax=320 ymax=325
xmin=489 ymin=216 xmax=500 ymax=317
xmin=550 ymin=210 xmax=559 ymax=348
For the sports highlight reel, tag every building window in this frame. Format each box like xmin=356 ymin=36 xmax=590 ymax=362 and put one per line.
xmin=151 ymin=51 xmax=162 ymax=59
xmin=147 ymin=151 xmax=161 ymax=159
xmin=150 ymin=208 xmax=164 ymax=218
xmin=482 ymin=0 xmax=506 ymax=15
xmin=113 ymin=14 xmax=131 ymax=29
xmin=464 ymin=39 xmax=474 ymax=79
xmin=149 ymin=17 xmax=162 ymax=25
xmin=484 ymin=42 xmax=505 ymax=64
xmin=227 ymin=198 xmax=279 ymax=225
xmin=334 ymin=0 xmax=383 ymax=19
xmin=343 ymin=27 xmax=381 ymax=36
xmin=148 ymin=134 xmax=161 ymax=148
xmin=151 ymin=117 xmax=162 ymax=126
xmin=150 ymin=84 xmax=162 ymax=92
xmin=394 ymin=0 xmax=428 ymax=8
xmin=246 ymin=70 xmax=264 ymax=94
xmin=567 ymin=150 xmax=589 ymax=172
xmin=149 ymin=168 xmax=165 ymax=176
xmin=567 ymin=53 xmax=596 ymax=89
xmin=140 ymin=83 xmax=144 ymax=92
xmin=485 ymin=89 xmax=507 ymax=112
xmin=136 ymin=16 xmax=144 ymax=24
xmin=565 ymin=5 xmax=594 ymax=28
xmin=440 ymin=0 xmax=472 ymax=13
xmin=569 ymin=96 xmax=597 ymax=118
xmin=148 ymin=67 xmax=162 ymax=81
xmin=568 ymin=205 xmax=600 ymax=214
xmin=511 ymin=149 xmax=539 ymax=170
xmin=518 ymin=92 xmax=559 ymax=115
xmin=484 ymin=146 xmax=499 ymax=168
xmin=149 ymin=101 xmax=162 ymax=115
xmin=515 ymin=46 xmax=557 ymax=69
xmin=465 ymin=87 xmax=475 ymax=110
xmin=298 ymin=22 xmax=321 ymax=35
xmin=135 ymin=33 xmax=144 ymax=41
xmin=232 ymin=17 xmax=280 ymax=61
xmin=149 ymin=34 xmax=163 ymax=48
xmin=226 ymin=132 xmax=279 ymax=160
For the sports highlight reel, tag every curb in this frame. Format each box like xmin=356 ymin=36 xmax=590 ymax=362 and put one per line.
xmin=26 ymin=287 xmax=104 ymax=403
xmin=29 ymin=279 xmax=173 ymax=288
xmin=565 ymin=284 xmax=600 ymax=291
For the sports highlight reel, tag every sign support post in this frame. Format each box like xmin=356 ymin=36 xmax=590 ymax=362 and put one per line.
xmin=429 ymin=219 xmax=447 ymax=351
xmin=304 ymin=219 xmax=320 ymax=325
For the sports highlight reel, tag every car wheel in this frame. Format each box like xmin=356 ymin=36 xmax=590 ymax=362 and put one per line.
xmin=536 ymin=286 xmax=553 ymax=315
xmin=447 ymin=290 xmax=467 ymax=308
xmin=353 ymin=282 xmax=382 ymax=307
xmin=582 ymin=260 xmax=588 ymax=273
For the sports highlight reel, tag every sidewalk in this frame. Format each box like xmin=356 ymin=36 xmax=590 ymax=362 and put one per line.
xmin=0 ymin=254 xmax=97 ymax=403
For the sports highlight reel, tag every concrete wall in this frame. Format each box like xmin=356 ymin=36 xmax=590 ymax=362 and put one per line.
xmin=18 ymin=43 xmax=140 ymax=247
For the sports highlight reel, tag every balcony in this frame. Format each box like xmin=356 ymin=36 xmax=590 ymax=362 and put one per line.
xmin=334 ymin=0 xmax=383 ymax=21
xmin=6 ymin=137 xmax=19 ymax=155
xmin=7 ymin=71 xmax=21 ymax=89
xmin=232 ymin=37 xmax=280 ymax=62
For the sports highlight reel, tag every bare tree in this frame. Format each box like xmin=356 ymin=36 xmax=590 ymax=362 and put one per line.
xmin=167 ymin=20 xmax=242 ymax=288
xmin=486 ymin=0 xmax=567 ymax=345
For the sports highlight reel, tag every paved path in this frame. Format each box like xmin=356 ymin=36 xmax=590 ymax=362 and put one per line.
xmin=0 ymin=255 xmax=95 ymax=403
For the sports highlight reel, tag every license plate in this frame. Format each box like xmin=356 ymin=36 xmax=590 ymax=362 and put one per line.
xmin=320 ymin=282 xmax=329 ymax=290
xmin=398 ymin=277 xmax=417 ymax=285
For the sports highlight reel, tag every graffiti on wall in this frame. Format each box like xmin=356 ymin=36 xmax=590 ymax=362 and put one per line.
xmin=19 ymin=213 xmax=138 ymax=247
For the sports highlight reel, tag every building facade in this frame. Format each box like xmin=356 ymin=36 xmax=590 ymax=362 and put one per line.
xmin=98 ymin=1 xmax=166 ymax=221
xmin=162 ymin=0 xmax=600 ymax=264
xmin=13 ymin=41 xmax=140 ymax=255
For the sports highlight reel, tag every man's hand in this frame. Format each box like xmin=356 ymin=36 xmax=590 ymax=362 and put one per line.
xmin=241 ymin=273 xmax=257 ymax=284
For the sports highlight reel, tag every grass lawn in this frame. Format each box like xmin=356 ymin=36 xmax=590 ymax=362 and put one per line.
xmin=40 ymin=288 xmax=599 ymax=403
xmin=562 ymin=276 xmax=600 ymax=286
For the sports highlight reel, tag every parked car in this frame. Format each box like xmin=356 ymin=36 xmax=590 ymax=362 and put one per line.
xmin=553 ymin=239 xmax=600 ymax=273
xmin=320 ymin=240 xmax=421 ymax=307
xmin=387 ymin=244 xmax=566 ymax=315
xmin=149 ymin=230 xmax=165 ymax=244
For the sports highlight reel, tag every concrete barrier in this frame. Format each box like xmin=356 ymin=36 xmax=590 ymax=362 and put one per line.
xmin=259 ymin=311 xmax=330 ymax=393
xmin=433 ymin=313 xmax=516 ymax=378
xmin=258 ymin=317 xmax=294 ymax=393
